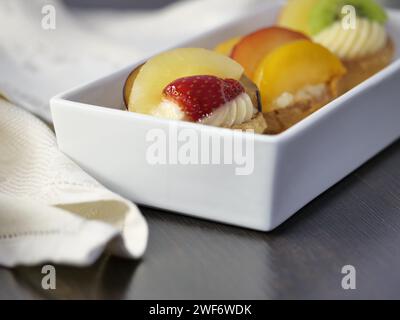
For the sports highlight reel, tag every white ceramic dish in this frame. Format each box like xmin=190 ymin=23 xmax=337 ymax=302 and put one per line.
xmin=51 ymin=3 xmax=400 ymax=231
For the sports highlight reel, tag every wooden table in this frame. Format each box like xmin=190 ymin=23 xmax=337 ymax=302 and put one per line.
xmin=2 ymin=137 xmax=400 ymax=299
xmin=2 ymin=0 xmax=400 ymax=300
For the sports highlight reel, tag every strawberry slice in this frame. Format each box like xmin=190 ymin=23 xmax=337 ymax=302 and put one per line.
xmin=163 ymin=75 xmax=245 ymax=121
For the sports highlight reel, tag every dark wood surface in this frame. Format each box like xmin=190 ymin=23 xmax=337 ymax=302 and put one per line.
xmin=2 ymin=0 xmax=400 ymax=300
xmin=1 ymin=138 xmax=400 ymax=299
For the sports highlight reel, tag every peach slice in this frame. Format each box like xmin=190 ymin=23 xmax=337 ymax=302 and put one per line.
xmin=254 ymin=40 xmax=346 ymax=112
xmin=277 ymin=0 xmax=320 ymax=35
xmin=230 ymin=26 xmax=309 ymax=80
xmin=214 ymin=36 xmax=241 ymax=56
xmin=128 ymin=48 xmax=244 ymax=114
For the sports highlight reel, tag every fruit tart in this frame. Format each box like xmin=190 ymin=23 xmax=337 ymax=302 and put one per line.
xmin=222 ymin=26 xmax=346 ymax=134
xmin=253 ymin=39 xmax=346 ymax=134
xmin=125 ymin=30 xmax=347 ymax=135
xmin=278 ymin=0 xmax=395 ymax=94
xmin=124 ymin=48 xmax=267 ymax=134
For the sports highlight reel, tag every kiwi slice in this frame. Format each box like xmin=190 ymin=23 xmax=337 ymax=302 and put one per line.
xmin=309 ymin=0 xmax=388 ymax=35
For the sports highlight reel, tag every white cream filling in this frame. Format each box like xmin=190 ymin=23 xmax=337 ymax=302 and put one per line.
xmin=273 ymin=84 xmax=327 ymax=110
xmin=200 ymin=93 xmax=256 ymax=127
xmin=313 ymin=18 xmax=387 ymax=60
xmin=151 ymin=93 xmax=257 ymax=127
xmin=151 ymin=99 xmax=187 ymax=121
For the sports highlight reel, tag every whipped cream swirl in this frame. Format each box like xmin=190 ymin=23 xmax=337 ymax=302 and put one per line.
xmin=313 ymin=18 xmax=387 ymax=60
xmin=152 ymin=93 xmax=256 ymax=127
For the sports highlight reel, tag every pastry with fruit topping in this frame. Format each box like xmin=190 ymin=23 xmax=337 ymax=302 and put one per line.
xmin=278 ymin=0 xmax=395 ymax=93
xmin=124 ymin=48 xmax=267 ymax=134
xmin=253 ymin=39 xmax=346 ymax=134
xmin=223 ymin=26 xmax=346 ymax=134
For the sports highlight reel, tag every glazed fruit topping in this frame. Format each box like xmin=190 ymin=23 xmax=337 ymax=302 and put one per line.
xmin=163 ymin=75 xmax=245 ymax=121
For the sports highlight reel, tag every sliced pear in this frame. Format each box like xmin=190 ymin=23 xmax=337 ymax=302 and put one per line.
xmin=128 ymin=48 xmax=244 ymax=114
xmin=277 ymin=0 xmax=320 ymax=35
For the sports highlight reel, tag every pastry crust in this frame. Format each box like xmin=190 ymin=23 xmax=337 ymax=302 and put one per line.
xmin=260 ymin=38 xmax=395 ymax=135
xmin=230 ymin=112 xmax=268 ymax=134
xmin=262 ymin=78 xmax=339 ymax=135
xmin=338 ymin=37 xmax=395 ymax=94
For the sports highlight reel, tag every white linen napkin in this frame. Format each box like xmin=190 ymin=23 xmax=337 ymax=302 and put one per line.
xmin=0 ymin=98 xmax=148 ymax=267
xmin=0 ymin=0 xmax=264 ymax=267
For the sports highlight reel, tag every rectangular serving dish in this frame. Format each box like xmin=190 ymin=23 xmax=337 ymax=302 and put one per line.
xmin=51 ymin=3 xmax=400 ymax=231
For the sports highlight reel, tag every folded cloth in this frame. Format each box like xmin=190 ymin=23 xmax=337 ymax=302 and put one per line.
xmin=0 ymin=98 xmax=148 ymax=267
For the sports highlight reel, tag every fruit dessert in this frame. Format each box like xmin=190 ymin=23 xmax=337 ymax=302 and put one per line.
xmin=221 ymin=26 xmax=346 ymax=134
xmin=230 ymin=26 xmax=308 ymax=79
xmin=254 ymin=40 xmax=346 ymax=134
xmin=278 ymin=0 xmax=395 ymax=93
xmin=125 ymin=26 xmax=347 ymax=135
xmin=124 ymin=48 xmax=267 ymax=134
